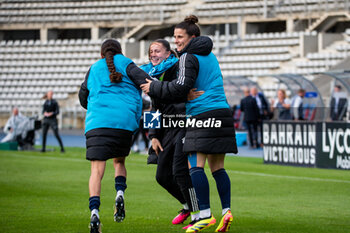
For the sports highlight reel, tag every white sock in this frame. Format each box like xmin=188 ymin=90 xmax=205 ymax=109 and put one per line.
xmin=222 ymin=208 xmax=230 ymax=216
xmin=91 ymin=209 xmax=99 ymax=219
xmin=183 ymin=203 xmax=189 ymax=210
xmin=116 ymin=190 xmax=124 ymax=199
xmin=191 ymin=211 xmax=200 ymax=221
xmin=199 ymin=208 xmax=211 ymax=219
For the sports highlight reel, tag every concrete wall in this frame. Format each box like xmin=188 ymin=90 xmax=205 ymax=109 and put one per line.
xmin=123 ymin=41 xmax=140 ymax=59
xmin=318 ymin=33 xmax=344 ymax=50
xmin=331 ymin=56 xmax=350 ymax=70
xmin=0 ymin=115 xmax=9 ymax=128
xmin=300 ymin=34 xmax=318 ymax=57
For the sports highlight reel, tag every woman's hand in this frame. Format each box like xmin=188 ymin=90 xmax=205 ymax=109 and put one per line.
xmin=282 ymin=102 xmax=291 ymax=109
xmin=187 ymin=88 xmax=204 ymax=101
xmin=141 ymin=79 xmax=152 ymax=94
xmin=151 ymin=138 xmax=163 ymax=155
xmin=44 ymin=112 xmax=53 ymax=117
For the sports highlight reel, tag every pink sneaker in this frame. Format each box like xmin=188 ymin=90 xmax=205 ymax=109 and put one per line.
xmin=182 ymin=219 xmax=198 ymax=229
xmin=172 ymin=209 xmax=191 ymax=224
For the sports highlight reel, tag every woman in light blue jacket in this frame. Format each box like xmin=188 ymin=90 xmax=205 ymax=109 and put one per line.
xmin=79 ymin=39 xmax=150 ymax=233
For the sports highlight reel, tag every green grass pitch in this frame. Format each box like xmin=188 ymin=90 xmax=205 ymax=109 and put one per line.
xmin=0 ymin=147 xmax=350 ymax=233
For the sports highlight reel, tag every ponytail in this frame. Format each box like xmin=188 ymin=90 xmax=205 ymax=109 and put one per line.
xmin=175 ymin=15 xmax=200 ymax=37
xmin=101 ymin=39 xmax=123 ymax=83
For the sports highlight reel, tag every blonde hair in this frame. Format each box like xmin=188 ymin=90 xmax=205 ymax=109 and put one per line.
xmin=278 ymin=89 xmax=287 ymax=98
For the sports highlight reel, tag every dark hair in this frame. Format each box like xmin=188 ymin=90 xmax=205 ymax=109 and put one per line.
xmin=335 ymin=85 xmax=342 ymax=90
xmin=148 ymin=39 xmax=177 ymax=59
xmin=175 ymin=15 xmax=200 ymax=37
xmin=101 ymin=39 xmax=123 ymax=83
xmin=154 ymin=39 xmax=171 ymax=51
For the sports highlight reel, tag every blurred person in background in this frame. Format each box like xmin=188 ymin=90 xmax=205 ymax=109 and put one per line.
xmin=240 ymin=88 xmax=260 ymax=149
xmin=250 ymin=87 xmax=270 ymax=120
xmin=1 ymin=107 xmax=29 ymax=146
xmin=330 ymin=85 xmax=348 ymax=121
xmin=250 ymin=86 xmax=270 ymax=147
xmin=131 ymin=93 xmax=151 ymax=152
xmin=41 ymin=90 xmax=65 ymax=153
xmin=271 ymin=89 xmax=292 ymax=120
xmin=291 ymin=89 xmax=305 ymax=121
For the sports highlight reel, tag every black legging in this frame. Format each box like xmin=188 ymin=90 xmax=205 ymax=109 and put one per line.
xmin=42 ymin=118 xmax=64 ymax=152
xmin=156 ymin=128 xmax=199 ymax=212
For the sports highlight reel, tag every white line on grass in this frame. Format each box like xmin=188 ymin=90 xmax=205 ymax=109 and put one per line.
xmin=2 ymin=153 xmax=350 ymax=184
xmin=0 ymin=152 xmax=85 ymax=163
xmin=226 ymin=170 xmax=350 ymax=184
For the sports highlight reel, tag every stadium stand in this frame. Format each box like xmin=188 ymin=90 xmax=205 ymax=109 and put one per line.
xmin=1 ymin=0 xmax=350 ymax=127
xmin=216 ymin=31 xmax=304 ymax=77
xmin=0 ymin=38 xmax=102 ymax=120
xmin=196 ymin=0 xmax=349 ymax=18
xmin=0 ymin=0 xmax=188 ymax=24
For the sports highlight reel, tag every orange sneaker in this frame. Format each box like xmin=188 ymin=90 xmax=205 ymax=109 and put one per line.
xmin=215 ymin=210 xmax=233 ymax=232
xmin=186 ymin=216 xmax=216 ymax=233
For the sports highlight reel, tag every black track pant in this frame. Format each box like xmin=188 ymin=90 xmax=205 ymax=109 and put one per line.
xmin=156 ymin=128 xmax=199 ymax=212
xmin=42 ymin=118 xmax=64 ymax=151
xmin=246 ymin=120 xmax=258 ymax=148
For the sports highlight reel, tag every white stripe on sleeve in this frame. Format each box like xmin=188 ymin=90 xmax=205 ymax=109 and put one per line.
xmin=176 ymin=53 xmax=187 ymax=85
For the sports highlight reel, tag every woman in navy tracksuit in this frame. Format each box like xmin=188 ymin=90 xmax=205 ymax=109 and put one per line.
xmin=141 ymin=15 xmax=237 ymax=233
xmin=141 ymin=39 xmax=200 ymax=227
xmin=79 ymin=39 xmax=150 ymax=233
